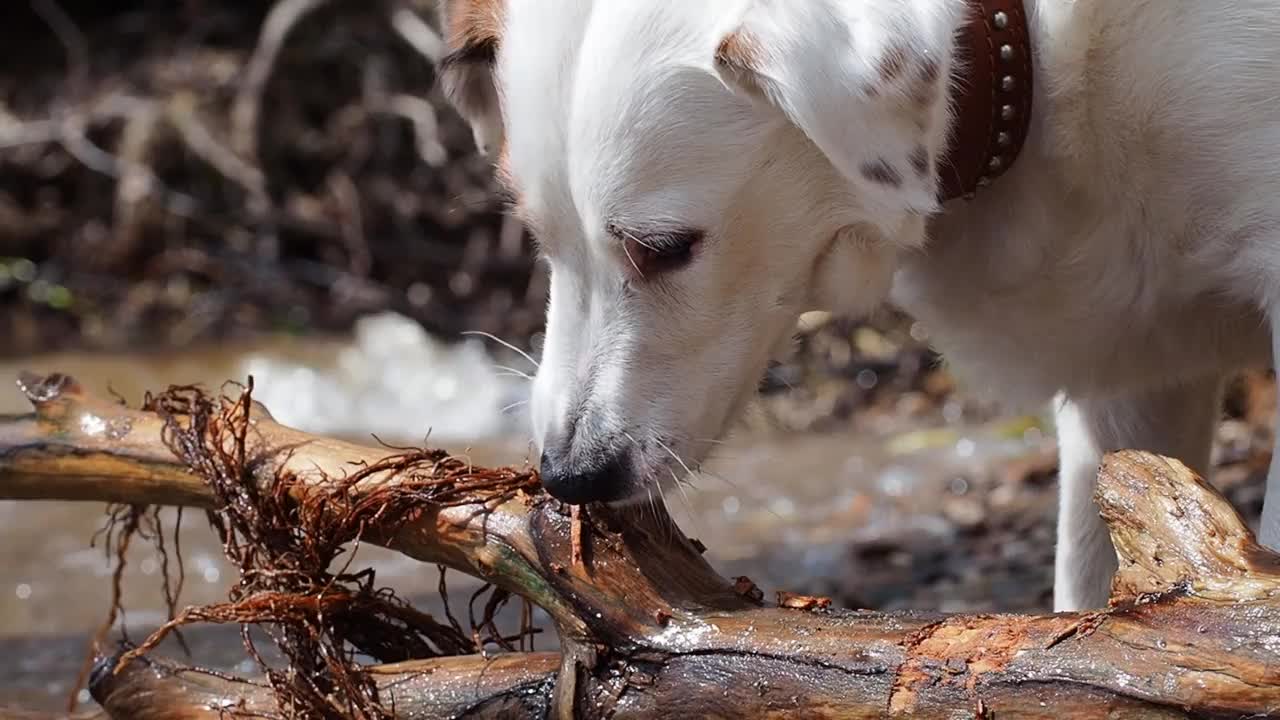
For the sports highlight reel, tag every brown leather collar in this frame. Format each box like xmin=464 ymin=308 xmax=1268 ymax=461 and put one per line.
xmin=937 ymin=0 xmax=1034 ymax=202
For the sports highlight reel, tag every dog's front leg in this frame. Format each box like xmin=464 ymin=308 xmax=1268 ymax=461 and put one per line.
xmin=1052 ymin=376 xmax=1221 ymax=611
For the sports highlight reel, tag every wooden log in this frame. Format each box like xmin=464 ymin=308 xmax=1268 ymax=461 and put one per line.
xmin=87 ymin=652 xmax=560 ymax=720
xmin=2 ymin=372 xmax=1278 ymax=718
xmin=0 ymin=709 xmax=106 ymax=720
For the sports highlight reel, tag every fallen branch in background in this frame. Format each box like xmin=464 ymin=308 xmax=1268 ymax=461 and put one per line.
xmin=1 ymin=372 xmax=1279 ymax=718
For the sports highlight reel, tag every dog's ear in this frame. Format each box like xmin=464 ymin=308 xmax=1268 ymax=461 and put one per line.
xmin=438 ymin=0 xmax=505 ymax=156
xmin=713 ymin=1 xmax=962 ymax=224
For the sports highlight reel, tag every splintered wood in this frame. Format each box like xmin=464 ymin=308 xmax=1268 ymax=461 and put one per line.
xmin=571 ymin=503 xmax=585 ymax=571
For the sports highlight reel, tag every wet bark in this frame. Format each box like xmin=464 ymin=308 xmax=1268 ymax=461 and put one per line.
xmin=88 ymin=653 xmax=560 ymax=720
xmin=2 ymin=372 xmax=1278 ymax=718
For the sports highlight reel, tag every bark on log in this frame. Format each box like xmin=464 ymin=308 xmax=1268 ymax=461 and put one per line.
xmin=88 ymin=653 xmax=561 ymax=720
xmin=2 ymin=372 xmax=1279 ymax=718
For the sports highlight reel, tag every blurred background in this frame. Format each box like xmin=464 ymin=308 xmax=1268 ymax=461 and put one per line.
xmin=0 ymin=1 xmax=1273 ymax=713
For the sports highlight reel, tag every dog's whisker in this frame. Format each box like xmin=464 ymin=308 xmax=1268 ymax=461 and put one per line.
xmin=493 ymin=365 xmax=534 ymax=381
xmin=649 ymin=434 xmax=712 ymax=535
xmin=695 ymin=463 xmax=746 ymax=493
xmin=620 ymin=236 xmax=645 ymax=279
xmin=462 ymin=330 xmax=540 ymax=368
xmin=652 ymin=431 xmax=736 ymax=501
xmin=652 ymin=435 xmax=696 ymax=481
xmin=652 ymin=468 xmax=671 ymax=510
xmin=494 ymin=372 xmax=533 ymax=381
xmin=645 ymin=484 xmax=658 ymax=525
xmin=500 ymin=399 xmax=529 ymax=414
xmin=668 ymin=467 xmax=695 ymax=512
xmin=665 ymin=467 xmax=701 ymax=539
xmin=619 ymin=227 xmax=662 ymax=253
xmin=624 ymin=430 xmax=681 ymax=528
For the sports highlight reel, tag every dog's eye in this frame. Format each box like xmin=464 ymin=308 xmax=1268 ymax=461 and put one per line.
xmin=616 ymin=227 xmax=703 ymax=277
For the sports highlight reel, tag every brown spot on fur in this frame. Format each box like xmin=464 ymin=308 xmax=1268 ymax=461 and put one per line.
xmin=912 ymin=83 xmax=938 ymax=113
xmin=878 ymin=46 xmax=909 ymax=82
xmin=870 ymin=52 xmax=940 ymax=102
xmin=908 ymin=91 xmax=937 ymax=135
xmin=919 ymin=56 xmax=941 ymax=84
xmin=715 ymin=29 xmax=769 ymax=99
xmin=909 ymin=57 xmax=943 ymax=116
xmin=909 ymin=145 xmax=930 ymax=177
xmin=442 ymin=0 xmax=505 ymax=61
xmin=861 ymin=159 xmax=903 ymax=187
xmin=715 ymin=29 xmax=760 ymax=69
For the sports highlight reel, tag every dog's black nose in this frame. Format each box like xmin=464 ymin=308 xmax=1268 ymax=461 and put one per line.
xmin=539 ymin=448 xmax=631 ymax=504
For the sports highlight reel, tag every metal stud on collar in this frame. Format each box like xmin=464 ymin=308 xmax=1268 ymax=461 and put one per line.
xmin=983 ymin=16 xmax=1018 ymax=193
xmin=942 ymin=1 xmax=1033 ymax=202
xmin=985 ymin=10 xmax=1022 ymax=189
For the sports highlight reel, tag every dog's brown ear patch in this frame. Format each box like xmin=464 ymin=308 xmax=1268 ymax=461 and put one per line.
xmin=438 ymin=0 xmax=505 ymax=155
xmin=440 ymin=0 xmax=504 ymax=65
xmin=713 ymin=29 xmax=771 ymax=102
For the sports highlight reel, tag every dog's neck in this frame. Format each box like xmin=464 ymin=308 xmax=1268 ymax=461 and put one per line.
xmin=937 ymin=0 xmax=1034 ymax=202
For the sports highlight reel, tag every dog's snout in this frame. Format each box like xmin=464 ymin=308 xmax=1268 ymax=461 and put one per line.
xmin=539 ymin=446 xmax=631 ymax=505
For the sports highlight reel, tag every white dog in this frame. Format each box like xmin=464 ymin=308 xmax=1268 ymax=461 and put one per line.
xmin=438 ymin=0 xmax=1280 ymax=611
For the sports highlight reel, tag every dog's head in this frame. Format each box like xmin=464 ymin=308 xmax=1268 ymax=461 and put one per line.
xmin=440 ymin=0 xmax=962 ymax=503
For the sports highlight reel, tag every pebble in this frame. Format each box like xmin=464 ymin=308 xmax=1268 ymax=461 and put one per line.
xmin=943 ymin=497 xmax=986 ymax=530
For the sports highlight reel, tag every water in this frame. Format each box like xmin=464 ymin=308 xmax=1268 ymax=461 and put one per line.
xmin=240 ymin=312 xmax=534 ymax=442
xmin=0 ymin=312 xmax=1055 ymax=713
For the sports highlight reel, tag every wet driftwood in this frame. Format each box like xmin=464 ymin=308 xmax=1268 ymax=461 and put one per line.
xmin=88 ymin=653 xmax=561 ymax=719
xmin=2 ymin=372 xmax=1279 ymax=718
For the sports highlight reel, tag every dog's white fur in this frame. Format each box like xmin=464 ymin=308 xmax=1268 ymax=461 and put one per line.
xmin=442 ymin=0 xmax=1280 ymax=611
